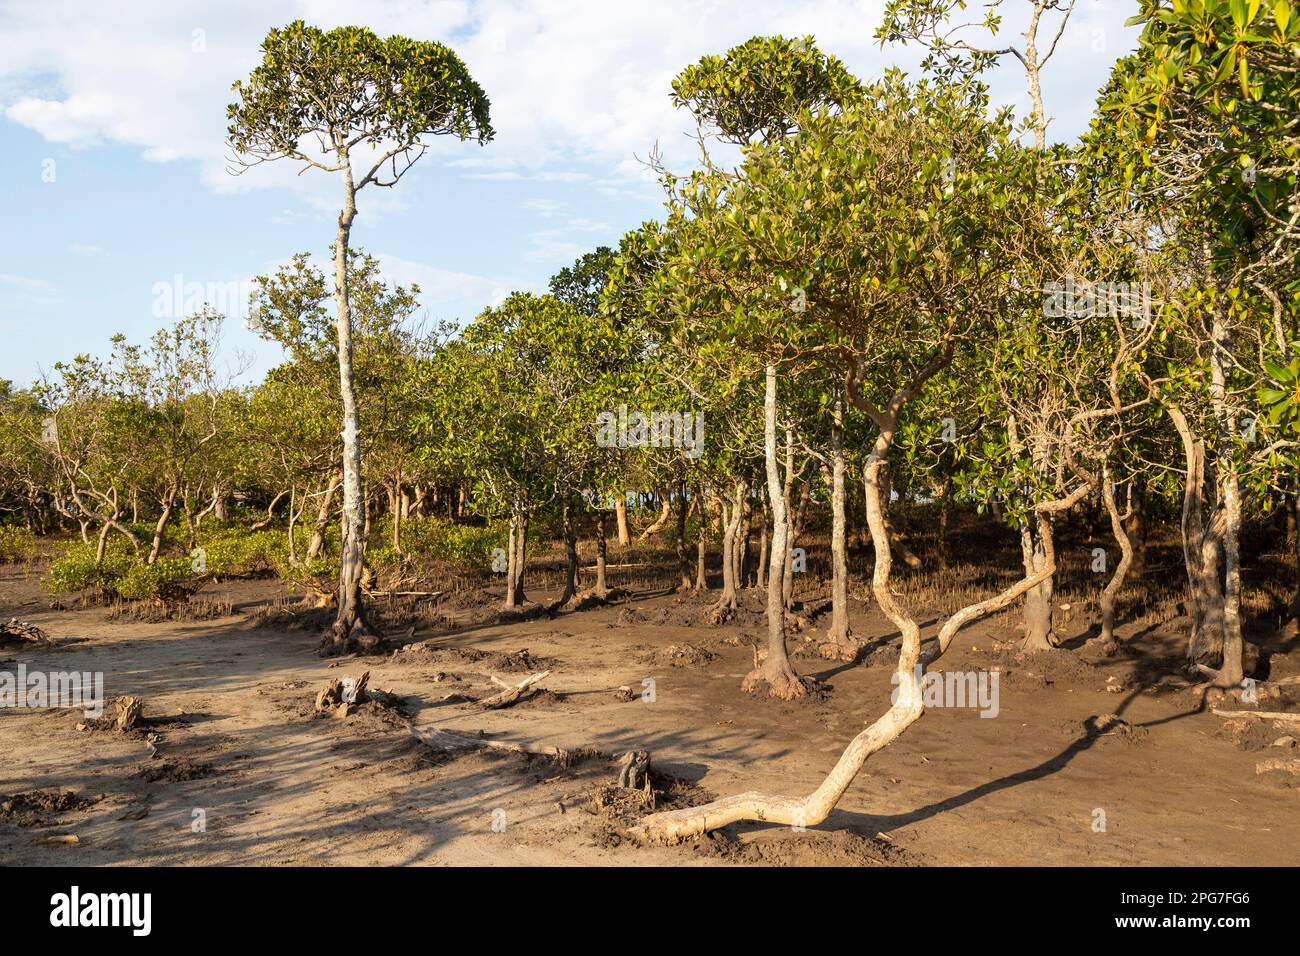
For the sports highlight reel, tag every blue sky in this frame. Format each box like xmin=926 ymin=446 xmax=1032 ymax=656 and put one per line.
xmin=0 ymin=0 xmax=1140 ymax=388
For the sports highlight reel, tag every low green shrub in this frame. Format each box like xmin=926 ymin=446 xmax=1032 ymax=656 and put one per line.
xmin=48 ymin=539 xmax=135 ymax=594
xmin=194 ymin=528 xmax=289 ymax=578
xmin=0 ymin=525 xmax=36 ymax=564
xmin=115 ymin=557 xmax=195 ymax=600
xmin=394 ymin=516 xmax=508 ymax=570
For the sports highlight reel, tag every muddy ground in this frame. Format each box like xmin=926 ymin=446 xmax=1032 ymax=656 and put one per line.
xmin=3 ymin=559 xmax=1299 ymax=867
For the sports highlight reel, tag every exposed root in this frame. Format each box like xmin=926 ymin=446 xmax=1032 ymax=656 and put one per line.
xmin=741 ymin=666 xmax=808 ymax=701
xmin=709 ymin=599 xmax=737 ymax=626
xmin=818 ymin=634 xmax=865 ymax=662
xmin=1083 ymin=635 xmax=1121 ymax=657
xmin=319 ymin=611 xmax=386 ymax=657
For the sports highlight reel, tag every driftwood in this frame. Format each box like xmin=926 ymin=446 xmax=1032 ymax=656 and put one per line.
xmin=0 ymin=618 xmax=51 ymax=646
xmin=365 ymin=590 xmax=445 ymax=598
xmin=478 ymin=670 xmax=549 ymax=709
xmin=410 ymin=724 xmax=568 ymax=759
xmin=1255 ymin=757 xmax=1300 ymax=775
xmin=1212 ymin=708 xmax=1300 ymax=724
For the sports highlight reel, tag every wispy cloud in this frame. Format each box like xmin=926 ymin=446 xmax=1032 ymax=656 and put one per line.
xmin=0 ymin=273 xmax=62 ymax=313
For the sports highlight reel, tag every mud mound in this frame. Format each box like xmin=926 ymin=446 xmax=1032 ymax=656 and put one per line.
xmin=508 ymin=688 xmax=569 ymax=709
xmin=557 ymin=589 xmax=624 ymax=613
xmin=1085 ymin=712 xmax=1149 ymax=742
xmin=320 ymin=698 xmax=412 ymax=734
xmin=638 ymin=642 xmax=718 ymax=668
xmin=1216 ymin=715 xmax=1291 ymax=751
xmin=390 ymin=642 xmax=555 ymax=673
xmin=134 ymin=760 xmax=217 ymax=783
xmin=587 ymin=769 xmax=715 ymax=848
xmin=998 ymin=648 xmax=1100 ymax=688
xmin=842 ymin=641 xmax=898 ymax=668
xmin=1255 ymin=757 xmax=1300 ymax=789
xmin=0 ymin=789 xmax=97 ymax=826
xmin=617 ymin=595 xmax=765 ymax=629
xmin=0 ymin=617 xmax=52 ymax=647
xmin=489 ymin=648 xmax=555 ymax=672
xmin=619 ymin=605 xmax=683 ymax=626
xmin=737 ymin=671 xmax=832 ymax=703
xmin=695 ymin=828 xmax=911 ymax=866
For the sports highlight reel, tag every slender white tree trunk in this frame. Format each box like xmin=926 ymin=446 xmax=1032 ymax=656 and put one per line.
xmin=743 ymin=365 xmax=803 ymax=700
xmin=327 ymin=166 xmax=376 ymax=651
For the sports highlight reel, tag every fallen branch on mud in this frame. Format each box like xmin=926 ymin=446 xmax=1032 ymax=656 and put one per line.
xmin=1212 ymin=708 xmax=1300 ymax=724
xmin=478 ymin=670 xmax=550 ymax=709
xmin=408 ymin=723 xmax=596 ymax=768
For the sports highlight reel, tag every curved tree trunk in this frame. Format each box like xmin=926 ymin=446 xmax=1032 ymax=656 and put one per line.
xmin=639 ymin=493 xmax=672 ymax=539
xmin=936 ymin=476 xmax=952 ymax=570
xmin=711 ymin=495 xmax=738 ymax=619
xmin=556 ymin=496 xmax=579 ymax=607
xmin=146 ymin=487 xmax=177 ymax=565
xmin=1210 ymin=307 xmax=1246 ymax=688
xmin=1217 ymin=458 xmax=1246 ymax=686
xmin=1169 ymin=405 xmax=1227 ymax=667
xmin=306 ymin=472 xmax=342 ymax=563
xmin=736 ymin=486 xmax=753 ymax=588
xmin=1123 ymin=480 xmax=1146 ymax=579
xmin=633 ymin=416 xmax=1063 ymax=841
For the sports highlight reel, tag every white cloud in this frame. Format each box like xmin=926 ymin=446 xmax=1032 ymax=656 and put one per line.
xmin=0 ymin=273 xmax=62 ymax=313
xmin=373 ymin=251 xmax=532 ymax=312
xmin=0 ymin=0 xmax=1141 ymax=203
xmin=522 ymin=198 xmax=560 ymax=217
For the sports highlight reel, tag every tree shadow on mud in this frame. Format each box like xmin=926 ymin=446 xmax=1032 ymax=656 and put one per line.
xmin=810 ymin=686 xmax=1204 ymax=838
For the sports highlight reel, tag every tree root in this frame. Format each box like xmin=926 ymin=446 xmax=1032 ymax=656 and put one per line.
xmin=741 ymin=665 xmax=807 ymax=701
xmin=709 ymin=600 xmax=736 ymax=626
xmin=319 ymin=611 xmax=386 ymax=657
xmin=818 ymin=634 xmax=864 ymax=662
xmin=1082 ymin=635 xmax=1121 ymax=657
